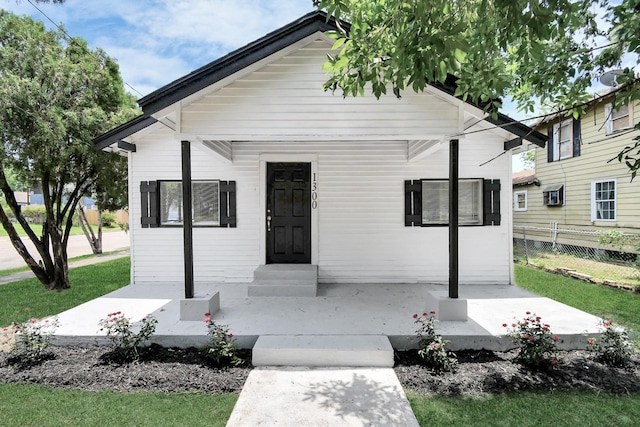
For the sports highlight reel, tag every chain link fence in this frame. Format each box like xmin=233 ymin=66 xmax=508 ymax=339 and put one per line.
xmin=513 ymin=224 xmax=640 ymax=291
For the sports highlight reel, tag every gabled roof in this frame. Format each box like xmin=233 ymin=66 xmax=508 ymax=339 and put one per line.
xmin=94 ymin=11 xmax=547 ymax=150
xmin=513 ymin=169 xmax=539 ymax=187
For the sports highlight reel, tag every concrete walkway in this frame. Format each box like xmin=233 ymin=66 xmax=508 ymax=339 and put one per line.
xmin=226 ymin=367 xmax=419 ymax=426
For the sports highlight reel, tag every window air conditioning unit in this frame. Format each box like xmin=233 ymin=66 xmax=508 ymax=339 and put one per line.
xmin=543 ymin=184 xmax=564 ymax=206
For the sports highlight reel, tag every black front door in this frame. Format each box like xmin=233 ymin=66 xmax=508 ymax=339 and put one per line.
xmin=266 ymin=162 xmax=311 ymax=264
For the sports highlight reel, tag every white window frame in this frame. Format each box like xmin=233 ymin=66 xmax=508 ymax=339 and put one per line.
xmin=604 ymin=102 xmax=633 ymax=135
xmin=513 ymin=190 xmax=528 ymax=212
xmin=159 ymin=180 xmax=221 ymax=227
xmin=591 ymin=179 xmax=617 ymax=222
xmin=421 ymin=179 xmax=483 ymax=226
xmin=552 ymin=118 xmax=573 ymax=161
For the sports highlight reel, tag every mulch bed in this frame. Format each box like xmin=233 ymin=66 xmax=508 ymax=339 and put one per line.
xmin=1 ymin=345 xmax=638 ymax=396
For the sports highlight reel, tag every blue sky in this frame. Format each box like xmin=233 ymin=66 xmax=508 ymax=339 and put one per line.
xmin=2 ymin=0 xmax=315 ymax=96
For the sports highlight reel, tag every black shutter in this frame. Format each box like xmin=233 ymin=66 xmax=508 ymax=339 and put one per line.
xmin=140 ymin=181 xmax=159 ymax=228
xmin=483 ymin=179 xmax=501 ymax=226
xmin=547 ymin=126 xmax=554 ymax=163
xmin=572 ymin=118 xmax=581 ymax=158
xmin=220 ymin=181 xmax=237 ymax=228
xmin=404 ymin=180 xmax=422 ymax=226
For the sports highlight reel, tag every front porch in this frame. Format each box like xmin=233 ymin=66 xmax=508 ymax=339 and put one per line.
xmin=50 ymin=281 xmax=602 ymax=354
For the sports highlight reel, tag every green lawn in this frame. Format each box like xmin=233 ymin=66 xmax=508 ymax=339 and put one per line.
xmin=0 ymin=257 xmax=130 ymax=326
xmin=0 ymin=383 xmax=237 ymax=427
xmin=514 ymin=263 xmax=640 ymax=337
xmin=408 ymin=391 xmax=640 ymax=426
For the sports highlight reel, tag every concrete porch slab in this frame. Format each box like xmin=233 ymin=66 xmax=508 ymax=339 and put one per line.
xmin=48 ymin=282 xmax=603 ymax=352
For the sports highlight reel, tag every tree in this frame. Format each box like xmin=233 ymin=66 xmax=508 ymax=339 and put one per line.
xmin=316 ymin=0 xmax=640 ymax=175
xmin=520 ymin=150 xmax=536 ymax=170
xmin=0 ymin=11 xmax=138 ymax=290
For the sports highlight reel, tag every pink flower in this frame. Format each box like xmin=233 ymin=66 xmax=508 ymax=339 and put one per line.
xmin=587 ymin=338 xmax=595 ymax=345
xmin=603 ymin=320 xmax=611 ymax=327
xmin=524 ymin=334 xmax=530 ymax=339
xmin=412 ymin=313 xmax=418 ymax=319
xmin=228 ymin=333 xmax=234 ymax=338
xmin=204 ymin=312 xmax=211 ymax=316
xmin=542 ymin=327 xmax=549 ymax=331
xmin=553 ymin=335 xmax=559 ymax=341
xmin=204 ymin=317 xmax=211 ymax=323
xmin=502 ymin=323 xmax=508 ymax=328
xmin=535 ymin=316 xmax=541 ymax=321
xmin=30 ymin=318 xmax=38 ymax=323
xmin=429 ymin=311 xmax=436 ymax=315
xmin=511 ymin=323 xmax=517 ymax=328
xmin=526 ymin=311 xmax=531 ymax=315
xmin=420 ymin=317 xmax=427 ymax=323
xmin=422 ymin=312 xmax=427 ymax=316
xmin=528 ymin=336 xmax=535 ymax=342
xmin=551 ymin=359 xmax=558 ymax=365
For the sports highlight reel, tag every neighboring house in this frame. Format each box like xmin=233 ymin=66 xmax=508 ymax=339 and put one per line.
xmin=95 ymin=12 xmax=545 ymax=292
xmin=512 ymin=88 xmax=640 ymax=246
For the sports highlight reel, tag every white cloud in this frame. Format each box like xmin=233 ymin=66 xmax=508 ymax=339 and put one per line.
xmin=2 ymin=0 xmax=316 ymax=95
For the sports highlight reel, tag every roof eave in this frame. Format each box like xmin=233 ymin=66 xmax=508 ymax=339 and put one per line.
xmin=93 ymin=115 xmax=157 ymax=150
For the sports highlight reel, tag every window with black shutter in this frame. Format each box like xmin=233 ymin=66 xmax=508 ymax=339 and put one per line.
xmin=404 ymin=178 xmax=501 ymax=226
xmin=141 ymin=180 xmax=236 ymax=228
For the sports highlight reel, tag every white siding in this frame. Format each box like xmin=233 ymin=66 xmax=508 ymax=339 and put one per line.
xmin=126 ymin=35 xmax=514 ymax=286
xmin=180 ymin=39 xmax=460 ymax=139
xmin=129 ymin=134 xmax=512 ymax=285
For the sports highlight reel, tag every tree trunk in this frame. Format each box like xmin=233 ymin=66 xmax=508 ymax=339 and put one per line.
xmin=77 ymin=202 xmax=102 ymax=254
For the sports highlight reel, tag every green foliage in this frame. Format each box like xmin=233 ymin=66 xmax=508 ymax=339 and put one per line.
xmin=0 ymin=10 xmax=138 ymax=290
xmin=201 ymin=314 xmax=243 ymax=367
xmin=587 ymin=319 xmax=634 ymax=367
xmin=98 ymin=312 xmax=157 ymax=361
xmin=6 ymin=316 xmax=59 ymax=364
xmin=20 ymin=205 xmax=47 ymax=224
xmin=413 ymin=312 xmax=458 ymax=372
xmin=101 ymin=213 xmax=116 ymax=227
xmin=317 ymin=0 xmax=640 ymax=176
xmin=520 ymin=150 xmax=536 ymax=170
xmin=0 ymin=384 xmax=238 ymax=427
xmin=504 ymin=312 xmax=559 ymax=369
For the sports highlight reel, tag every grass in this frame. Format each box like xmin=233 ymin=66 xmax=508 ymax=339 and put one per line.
xmin=0 ymin=250 xmax=127 ymax=278
xmin=408 ymin=391 xmax=640 ymax=426
xmin=0 ymin=383 xmax=237 ymax=427
xmin=514 ymin=263 xmax=640 ymax=338
xmin=0 ymin=257 xmax=130 ymax=326
xmin=516 ymin=251 xmax=640 ymax=288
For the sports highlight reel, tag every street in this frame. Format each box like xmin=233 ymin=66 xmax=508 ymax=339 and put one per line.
xmin=0 ymin=231 xmax=130 ymax=270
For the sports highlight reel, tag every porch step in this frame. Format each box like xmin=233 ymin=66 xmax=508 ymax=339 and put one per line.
xmin=252 ymin=335 xmax=394 ymax=367
xmin=248 ymin=265 xmax=317 ymax=297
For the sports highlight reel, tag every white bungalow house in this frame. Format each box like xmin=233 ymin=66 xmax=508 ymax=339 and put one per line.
xmin=94 ymin=12 xmax=546 ymax=314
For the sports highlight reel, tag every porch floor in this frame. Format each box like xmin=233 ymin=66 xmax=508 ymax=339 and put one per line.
xmin=50 ymin=282 xmax=603 ymax=351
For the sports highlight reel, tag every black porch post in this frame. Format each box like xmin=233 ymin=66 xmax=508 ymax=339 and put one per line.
xmin=449 ymin=139 xmax=459 ymax=299
xmin=181 ymin=140 xmax=194 ymax=299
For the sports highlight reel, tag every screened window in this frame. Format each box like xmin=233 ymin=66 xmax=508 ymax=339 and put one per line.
xmin=592 ymin=179 xmax=616 ymax=221
xmin=422 ymin=179 xmax=483 ymax=225
xmin=513 ymin=190 xmax=527 ymax=212
xmin=159 ymin=180 xmax=220 ymax=226
xmin=605 ymin=103 xmax=631 ymax=135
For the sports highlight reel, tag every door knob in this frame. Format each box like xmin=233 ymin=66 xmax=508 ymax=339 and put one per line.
xmin=267 ymin=215 xmax=272 ymax=232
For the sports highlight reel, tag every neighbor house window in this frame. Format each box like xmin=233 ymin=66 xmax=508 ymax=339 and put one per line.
xmin=548 ymin=118 xmax=581 ymax=162
xmin=159 ymin=180 xmax=220 ymax=226
xmin=513 ymin=190 xmax=528 ymax=212
xmin=605 ymin=103 xmax=632 ymax=135
xmin=421 ymin=179 xmax=483 ymax=225
xmin=591 ymin=179 xmax=616 ymax=221
xmin=542 ymin=184 xmax=564 ymax=206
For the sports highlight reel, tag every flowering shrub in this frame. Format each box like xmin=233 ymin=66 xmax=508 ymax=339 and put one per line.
xmin=98 ymin=312 xmax=157 ymax=361
xmin=503 ymin=311 xmax=559 ymax=369
xmin=201 ymin=312 xmax=242 ymax=367
xmin=413 ymin=312 xmax=458 ymax=372
xmin=8 ymin=317 xmax=59 ymax=363
xmin=587 ymin=319 xmax=634 ymax=367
